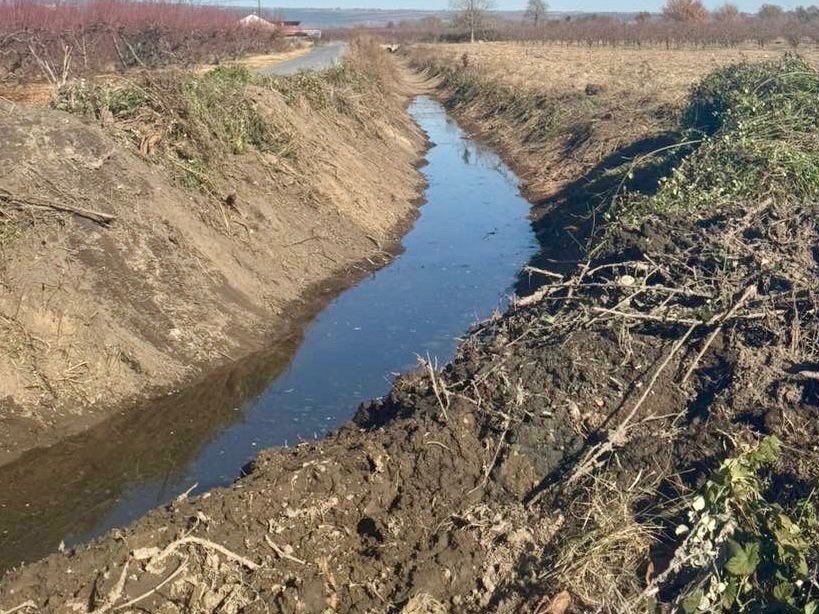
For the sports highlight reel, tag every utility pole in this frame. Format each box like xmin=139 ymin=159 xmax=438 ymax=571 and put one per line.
xmin=257 ymin=0 xmax=262 ymax=17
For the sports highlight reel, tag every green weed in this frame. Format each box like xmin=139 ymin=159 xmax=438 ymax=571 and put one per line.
xmin=53 ymin=66 xmax=294 ymax=192
xmin=670 ymin=437 xmax=819 ymax=613
xmin=619 ymin=56 xmax=819 ymax=220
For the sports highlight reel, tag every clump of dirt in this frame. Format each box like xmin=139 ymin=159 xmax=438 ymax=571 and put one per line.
xmin=0 ymin=41 xmax=426 ymax=464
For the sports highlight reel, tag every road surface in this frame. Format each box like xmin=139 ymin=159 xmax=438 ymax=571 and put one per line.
xmin=258 ymin=42 xmax=348 ymax=76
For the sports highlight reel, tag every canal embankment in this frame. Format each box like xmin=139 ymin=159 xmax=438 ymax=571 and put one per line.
xmin=0 ymin=40 xmax=425 ymax=466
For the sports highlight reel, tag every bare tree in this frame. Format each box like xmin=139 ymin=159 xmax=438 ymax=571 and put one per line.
xmin=713 ymin=2 xmax=740 ymax=22
xmin=757 ymin=4 xmax=784 ymax=20
xmin=450 ymin=0 xmax=495 ymax=43
xmin=524 ymin=0 xmax=548 ymax=28
xmin=662 ymin=0 xmax=708 ymax=22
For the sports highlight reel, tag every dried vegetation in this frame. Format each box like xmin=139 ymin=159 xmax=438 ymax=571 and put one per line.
xmin=3 ymin=40 xmax=403 ymax=243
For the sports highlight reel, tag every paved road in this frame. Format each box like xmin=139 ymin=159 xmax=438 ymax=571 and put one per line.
xmin=258 ymin=41 xmax=348 ymax=76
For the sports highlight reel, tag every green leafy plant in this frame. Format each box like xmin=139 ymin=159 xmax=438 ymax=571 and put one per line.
xmin=669 ymin=436 xmax=819 ymax=613
xmin=616 ymin=56 xmax=819 ymax=222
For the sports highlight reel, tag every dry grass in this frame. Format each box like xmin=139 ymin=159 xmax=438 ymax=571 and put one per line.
xmin=543 ymin=473 xmax=665 ymax=612
xmin=415 ymin=42 xmax=819 ymax=105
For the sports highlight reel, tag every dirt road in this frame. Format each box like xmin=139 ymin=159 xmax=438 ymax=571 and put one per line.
xmin=258 ymin=41 xmax=348 ymax=76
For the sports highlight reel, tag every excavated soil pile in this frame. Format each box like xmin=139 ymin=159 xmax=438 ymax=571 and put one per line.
xmin=2 ymin=190 xmax=817 ymax=614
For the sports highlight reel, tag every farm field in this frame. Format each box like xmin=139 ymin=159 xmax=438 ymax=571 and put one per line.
xmin=416 ymin=42 xmax=819 ymax=98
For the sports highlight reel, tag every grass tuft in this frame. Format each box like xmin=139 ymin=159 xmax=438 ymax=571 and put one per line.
xmin=545 ymin=474 xmax=664 ymax=612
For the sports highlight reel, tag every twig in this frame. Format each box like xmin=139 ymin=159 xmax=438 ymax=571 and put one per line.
xmin=636 ymin=519 xmax=735 ymax=608
xmin=264 ymin=535 xmax=306 ymax=565
xmin=469 ymin=413 xmax=512 ymax=494
xmin=147 ymin=536 xmax=260 ymax=572
xmin=0 ymin=189 xmax=116 ymax=226
xmin=424 ymin=439 xmax=453 ymax=451
xmin=423 ymin=353 xmax=449 ymax=422
xmin=516 ymin=285 xmax=553 ymax=307
xmin=590 ymin=307 xmax=700 ymax=326
xmin=89 ymin=559 xmax=130 ymax=613
xmin=680 ymin=285 xmax=757 ymax=385
xmin=523 ymin=265 xmax=563 ymax=279
xmin=284 ymin=234 xmax=323 ymax=247
xmin=112 ymin=558 xmax=188 ymax=611
xmin=175 ymin=482 xmax=199 ymax=503
xmin=564 ymin=322 xmax=698 ymax=487
xmin=1 ymin=602 xmax=36 ymax=614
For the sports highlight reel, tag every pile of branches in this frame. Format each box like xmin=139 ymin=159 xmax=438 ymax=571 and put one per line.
xmin=504 ymin=55 xmax=819 ymax=611
xmin=510 ymin=189 xmax=819 ymax=610
xmin=521 ymin=196 xmax=819 ymax=466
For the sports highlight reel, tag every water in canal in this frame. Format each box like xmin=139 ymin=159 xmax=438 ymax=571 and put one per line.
xmin=0 ymin=97 xmax=538 ymax=571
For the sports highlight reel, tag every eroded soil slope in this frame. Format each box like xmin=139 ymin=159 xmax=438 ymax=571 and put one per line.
xmin=0 ymin=44 xmax=425 ymax=464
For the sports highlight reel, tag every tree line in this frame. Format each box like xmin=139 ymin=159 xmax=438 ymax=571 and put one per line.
xmin=441 ymin=0 xmax=819 ymax=47
xmin=0 ymin=0 xmax=285 ymax=87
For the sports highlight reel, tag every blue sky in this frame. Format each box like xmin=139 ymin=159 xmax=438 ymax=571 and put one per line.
xmin=262 ymin=0 xmax=806 ymax=11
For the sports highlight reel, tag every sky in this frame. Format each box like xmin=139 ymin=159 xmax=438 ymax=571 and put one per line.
xmin=258 ymin=0 xmax=809 ymax=11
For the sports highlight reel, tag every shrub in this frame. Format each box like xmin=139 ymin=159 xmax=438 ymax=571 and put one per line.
xmin=52 ymin=43 xmax=395 ymax=194
xmin=618 ymin=55 xmax=819 ymax=218
xmin=0 ymin=0 xmax=285 ymax=85
xmin=53 ymin=66 xmax=292 ymax=191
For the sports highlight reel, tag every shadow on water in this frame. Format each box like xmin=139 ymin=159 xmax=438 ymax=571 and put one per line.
xmin=0 ymin=96 xmax=540 ymax=573
xmin=0 ymin=338 xmax=300 ymax=571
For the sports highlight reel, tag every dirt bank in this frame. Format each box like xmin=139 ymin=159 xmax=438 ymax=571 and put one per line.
xmin=4 ymin=195 xmax=817 ymax=611
xmin=406 ymin=43 xmax=819 ymax=283
xmin=0 ymin=41 xmax=426 ymax=465
xmin=2 ymin=48 xmax=818 ymax=613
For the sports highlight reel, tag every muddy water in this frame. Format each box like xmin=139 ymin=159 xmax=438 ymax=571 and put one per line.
xmin=0 ymin=97 xmax=538 ymax=572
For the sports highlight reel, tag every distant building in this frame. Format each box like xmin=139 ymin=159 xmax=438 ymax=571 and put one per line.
xmin=239 ymin=14 xmax=277 ymax=29
xmin=239 ymin=14 xmax=321 ymax=38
